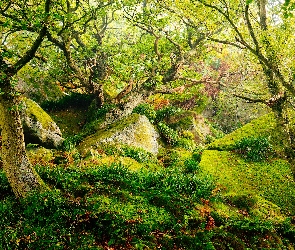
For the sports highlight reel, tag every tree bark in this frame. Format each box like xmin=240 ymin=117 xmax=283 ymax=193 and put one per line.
xmin=0 ymin=91 xmax=48 ymax=198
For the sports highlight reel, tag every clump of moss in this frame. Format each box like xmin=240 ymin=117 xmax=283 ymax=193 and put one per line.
xmin=23 ymin=98 xmax=57 ymax=131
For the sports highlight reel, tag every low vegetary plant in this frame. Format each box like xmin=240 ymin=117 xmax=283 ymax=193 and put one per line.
xmin=158 ymin=122 xmax=179 ymax=145
xmin=155 ymin=106 xmax=182 ymax=122
xmin=132 ymin=103 xmax=157 ymax=123
xmin=233 ymin=136 xmax=273 ymax=161
xmin=102 ymin=144 xmax=157 ymax=164
xmin=133 ymin=103 xmax=182 ymax=124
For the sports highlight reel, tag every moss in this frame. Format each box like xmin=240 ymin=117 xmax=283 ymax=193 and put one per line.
xmin=168 ymin=111 xmax=196 ymax=130
xmin=211 ymin=202 xmax=243 ymax=221
xmin=251 ymin=196 xmax=285 ymax=223
xmin=23 ymin=98 xmax=56 ymax=131
xmin=208 ymin=112 xmax=285 ymax=152
xmin=199 ymin=150 xmax=295 ymax=215
xmin=27 ymin=147 xmax=55 ymax=166
xmin=81 ymin=155 xmax=144 ymax=171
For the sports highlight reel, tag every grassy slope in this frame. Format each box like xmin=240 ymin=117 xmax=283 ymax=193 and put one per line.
xmin=200 ymin=111 xmax=295 ymax=220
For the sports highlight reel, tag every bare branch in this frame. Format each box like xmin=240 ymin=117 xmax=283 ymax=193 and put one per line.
xmin=209 ymin=37 xmax=246 ymax=49
xmin=245 ymin=4 xmax=260 ymax=54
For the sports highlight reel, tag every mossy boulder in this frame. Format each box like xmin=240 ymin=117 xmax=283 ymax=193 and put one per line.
xmin=21 ymin=98 xmax=64 ymax=148
xmin=199 ymin=150 xmax=295 ymax=215
xmin=168 ymin=111 xmax=214 ymax=144
xmin=208 ymin=112 xmax=285 ymax=152
xmin=78 ymin=114 xmax=159 ymax=155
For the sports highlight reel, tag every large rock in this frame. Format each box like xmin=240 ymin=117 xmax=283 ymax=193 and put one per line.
xmin=207 ymin=112 xmax=284 ymax=152
xmin=21 ymin=98 xmax=64 ymax=148
xmin=79 ymin=114 xmax=159 ymax=155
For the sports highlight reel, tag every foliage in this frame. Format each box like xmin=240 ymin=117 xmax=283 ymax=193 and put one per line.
xmin=155 ymin=106 xmax=183 ymax=122
xmin=1 ymin=153 xmax=295 ymax=249
xmin=133 ymin=103 xmax=182 ymax=124
xmin=102 ymin=144 xmax=157 ymax=164
xmin=157 ymin=122 xmax=180 ymax=145
xmin=132 ymin=103 xmax=157 ymax=123
xmin=0 ymin=156 xmax=216 ymax=249
xmin=233 ymin=136 xmax=273 ymax=161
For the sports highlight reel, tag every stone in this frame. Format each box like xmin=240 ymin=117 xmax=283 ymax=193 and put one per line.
xmin=21 ymin=98 xmax=64 ymax=148
xmin=78 ymin=114 xmax=159 ymax=155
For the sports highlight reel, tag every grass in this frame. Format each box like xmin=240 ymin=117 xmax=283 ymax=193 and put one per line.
xmin=0 ymin=157 xmax=216 ymax=249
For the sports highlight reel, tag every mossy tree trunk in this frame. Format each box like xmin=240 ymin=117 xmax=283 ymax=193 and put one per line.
xmin=272 ymin=103 xmax=295 ymax=176
xmin=0 ymin=0 xmax=51 ymax=198
xmin=0 ymin=91 xmax=48 ymax=198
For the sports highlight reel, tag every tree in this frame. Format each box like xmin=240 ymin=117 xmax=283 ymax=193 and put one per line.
xmin=0 ymin=0 xmax=52 ymax=197
xmin=44 ymin=0 xmax=117 ymax=108
xmin=190 ymin=0 xmax=295 ymax=172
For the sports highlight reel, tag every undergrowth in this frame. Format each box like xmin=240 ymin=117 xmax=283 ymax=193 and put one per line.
xmin=1 ymin=152 xmax=294 ymax=249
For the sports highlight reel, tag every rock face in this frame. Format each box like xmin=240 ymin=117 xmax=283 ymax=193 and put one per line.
xmin=21 ymin=98 xmax=64 ymax=148
xmin=79 ymin=114 xmax=159 ymax=155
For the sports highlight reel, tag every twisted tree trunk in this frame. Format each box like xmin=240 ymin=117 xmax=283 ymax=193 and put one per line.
xmin=0 ymin=85 xmax=48 ymax=198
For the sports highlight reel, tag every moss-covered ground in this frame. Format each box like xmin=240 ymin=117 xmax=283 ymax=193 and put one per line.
xmin=208 ymin=112 xmax=286 ymax=153
xmin=1 ymin=103 xmax=295 ymax=249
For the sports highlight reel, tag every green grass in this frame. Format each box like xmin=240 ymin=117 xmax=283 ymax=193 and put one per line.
xmin=0 ymin=155 xmax=217 ymax=249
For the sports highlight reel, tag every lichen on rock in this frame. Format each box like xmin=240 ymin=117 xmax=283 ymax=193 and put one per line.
xmin=21 ymin=98 xmax=64 ymax=148
xmin=78 ymin=114 xmax=159 ymax=155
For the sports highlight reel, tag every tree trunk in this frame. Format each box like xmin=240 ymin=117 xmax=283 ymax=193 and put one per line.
xmin=271 ymin=101 xmax=295 ymax=178
xmin=0 ymin=94 xmax=48 ymax=198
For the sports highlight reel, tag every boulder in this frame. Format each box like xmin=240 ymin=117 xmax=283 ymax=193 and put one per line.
xmin=78 ymin=114 xmax=159 ymax=155
xmin=207 ymin=112 xmax=284 ymax=152
xmin=21 ymin=98 xmax=64 ymax=148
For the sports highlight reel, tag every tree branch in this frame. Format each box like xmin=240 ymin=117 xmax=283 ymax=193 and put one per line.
xmin=233 ymin=93 xmax=267 ymax=104
xmin=11 ymin=0 xmax=51 ymax=74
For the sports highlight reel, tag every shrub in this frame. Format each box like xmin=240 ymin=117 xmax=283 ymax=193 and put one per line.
xmin=155 ymin=106 xmax=182 ymax=122
xmin=176 ymin=138 xmax=196 ymax=151
xmin=192 ymin=146 xmax=205 ymax=163
xmin=132 ymin=103 xmax=157 ymax=123
xmin=158 ymin=122 xmax=179 ymax=145
xmin=120 ymin=145 xmax=156 ymax=163
xmin=233 ymin=136 xmax=273 ymax=161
